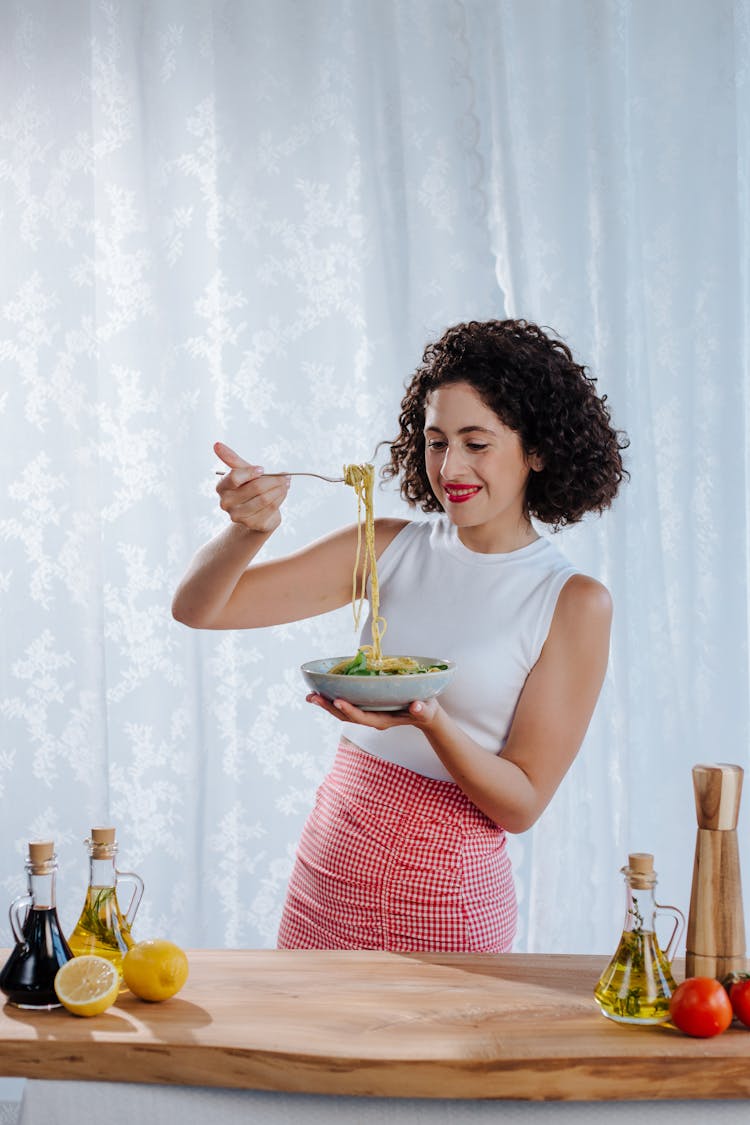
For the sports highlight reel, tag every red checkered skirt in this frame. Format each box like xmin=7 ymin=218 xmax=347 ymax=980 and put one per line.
xmin=277 ymin=737 xmax=517 ymax=952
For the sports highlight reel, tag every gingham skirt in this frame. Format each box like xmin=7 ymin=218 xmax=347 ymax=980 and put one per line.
xmin=277 ymin=737 xmax=517 ymax=952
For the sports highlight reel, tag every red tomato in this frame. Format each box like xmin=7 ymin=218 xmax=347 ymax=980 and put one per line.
xmin=729 ymin=979 xmax=750 ymax=1028
xmin=669 ymin=977 xmax=733 ymax=1038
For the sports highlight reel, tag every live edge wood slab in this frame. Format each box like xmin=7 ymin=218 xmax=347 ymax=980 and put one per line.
xmin=2 ymin=950 xmax=750 ymax=1101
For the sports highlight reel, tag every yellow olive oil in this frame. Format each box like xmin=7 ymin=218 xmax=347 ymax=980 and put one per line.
xmin=68 ymin=885 xmax=134 ymax=985
xmin=595 ymin=853 xmax=684 ymax=1025
xmin=594 ymin=928 xmax=677 ymax=1024
xmin=68 ymin=828 xmax=144 ymax=992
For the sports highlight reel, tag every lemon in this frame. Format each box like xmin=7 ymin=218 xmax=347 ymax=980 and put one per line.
xmin=123 ymin=939 xmax=189 ymax=1002
xmin=54 ymin=955 xmax=120 ymax=1017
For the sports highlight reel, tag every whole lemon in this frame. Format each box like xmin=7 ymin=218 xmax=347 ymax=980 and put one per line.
xmin=122 ymin=939 xmax=189 ymax=1002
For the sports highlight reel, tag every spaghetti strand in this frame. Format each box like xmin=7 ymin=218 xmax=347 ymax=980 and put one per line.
xmin=343 ymin=463 xmax=386 ymax=666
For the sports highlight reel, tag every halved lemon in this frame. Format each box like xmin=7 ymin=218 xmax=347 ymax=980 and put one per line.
xmin=54 ymin=955 xmax=120 ymax=1017
xmin=123 ymin=939 xmax=189 ymax=1002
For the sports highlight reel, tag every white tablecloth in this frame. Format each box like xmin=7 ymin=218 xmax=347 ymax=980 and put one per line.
xmin=13 ymin=1082 xmax=750 ymax=1124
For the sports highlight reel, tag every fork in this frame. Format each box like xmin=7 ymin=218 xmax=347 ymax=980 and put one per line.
xmin=215 ymin=470 xmax=345 ymax=483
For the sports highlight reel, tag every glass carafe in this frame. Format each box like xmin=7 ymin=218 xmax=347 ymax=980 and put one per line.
xmin=594 ymin=852 xmax=685 ymax=1024
xmin=0 ymin=841 xmax=73 ymax=1009
xmin=67 ymin=827 xmax=144 ymax=984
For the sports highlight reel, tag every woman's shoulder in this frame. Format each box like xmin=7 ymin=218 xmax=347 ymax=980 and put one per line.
xmin=374 ymin=517 xmax=412 ymax=556
xmin=555 ymin=572 xmax=613 ymax=626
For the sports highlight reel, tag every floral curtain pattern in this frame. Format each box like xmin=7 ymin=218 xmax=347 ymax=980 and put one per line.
xmin=1 ymin=0 xmax=749 ymax=955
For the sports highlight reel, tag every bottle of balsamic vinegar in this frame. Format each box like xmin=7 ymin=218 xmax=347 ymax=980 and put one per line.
xmin=0 ymin=840 xmax=73 ymax=1009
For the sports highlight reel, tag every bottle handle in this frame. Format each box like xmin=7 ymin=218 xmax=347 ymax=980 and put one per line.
xmin=115 ymin=870 xmax=144 ymax=930
xmin=656 ymin=900 xmax=686 ymax=961
xmin=8 ymin=893 xmax=32 ymax=946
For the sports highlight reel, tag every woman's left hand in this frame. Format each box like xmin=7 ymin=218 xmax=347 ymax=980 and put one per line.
xmin=305 ymin=693 xmax=441 ymax=731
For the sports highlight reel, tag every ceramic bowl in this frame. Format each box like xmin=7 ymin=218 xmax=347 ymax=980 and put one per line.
xmin=300 ymin=656 xmax=456 ymax=712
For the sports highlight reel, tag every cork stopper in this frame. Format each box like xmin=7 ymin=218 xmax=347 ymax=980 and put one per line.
xmin=692 ymin=764 xmax=743 ymax=830
xmin=89 ymin=826 xmax=117 ymax=858
xmin=91 ymin=827 xmax=116 ymax=845
xmin=627 ymin=852 xmax=655 ymax=889
xmin=27 ymin=841 xmax=54 ymax=864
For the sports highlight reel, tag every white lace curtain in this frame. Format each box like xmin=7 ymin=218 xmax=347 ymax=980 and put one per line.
xmin=1 ymin=0 xmax=749 ymax=955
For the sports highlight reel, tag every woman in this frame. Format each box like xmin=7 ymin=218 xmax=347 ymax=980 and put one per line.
xmin=172 ymin=318 xmax=628 ymax=952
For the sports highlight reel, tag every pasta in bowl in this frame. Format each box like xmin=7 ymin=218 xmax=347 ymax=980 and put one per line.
xmin=301 ymin=460 xmax=455 ymax=709
xmin=301 ymin=653 xmax=456 ymax=711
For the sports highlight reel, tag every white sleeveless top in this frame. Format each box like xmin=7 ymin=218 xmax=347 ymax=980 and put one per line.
xmin=343 ymin=517 xmax=578 ymax=780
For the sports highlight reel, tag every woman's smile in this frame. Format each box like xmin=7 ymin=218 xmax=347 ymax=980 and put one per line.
xmin=442 ymin=481 xmax=483 ymax=504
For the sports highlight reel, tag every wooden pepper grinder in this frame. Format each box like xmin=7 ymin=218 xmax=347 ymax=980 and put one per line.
xmin=686 ymin=763 xmax=747 ymax=979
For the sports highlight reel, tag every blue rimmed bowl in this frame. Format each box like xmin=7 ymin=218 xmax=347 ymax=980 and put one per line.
xmin=300 ymin=657 xmax=456 ymax=712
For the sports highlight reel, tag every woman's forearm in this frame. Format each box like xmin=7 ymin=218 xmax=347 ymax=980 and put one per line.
xmin=171 ymin=522 xmax=273 ymax=629
xmin=419 ymin=707 xmax=540 ymax=832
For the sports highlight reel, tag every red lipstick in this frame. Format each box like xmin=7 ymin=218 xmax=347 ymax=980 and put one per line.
xmin=442 ymin=482 xmax=482 ymax=504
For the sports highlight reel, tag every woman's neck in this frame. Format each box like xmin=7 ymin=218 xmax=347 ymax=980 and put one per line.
xmin=456 ymin=516 xmax=540 ymax=555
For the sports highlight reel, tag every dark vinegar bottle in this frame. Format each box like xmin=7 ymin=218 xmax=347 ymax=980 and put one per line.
xmin=0 ymin=840 xmax=73 ymax=1009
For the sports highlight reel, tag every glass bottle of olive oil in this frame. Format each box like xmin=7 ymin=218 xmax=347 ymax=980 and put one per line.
xmin=594 ymin=853 xmax=685 ymax=1024
xmin=67 ymin=827 xmax=144 ymax=986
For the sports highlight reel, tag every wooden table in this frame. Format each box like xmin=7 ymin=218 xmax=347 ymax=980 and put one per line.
xmin=1 ymin=950 xmax=750 ymax=1101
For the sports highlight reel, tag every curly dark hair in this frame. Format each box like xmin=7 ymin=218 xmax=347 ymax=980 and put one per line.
xmin=382 ymin=319 xmax=629 ymax=529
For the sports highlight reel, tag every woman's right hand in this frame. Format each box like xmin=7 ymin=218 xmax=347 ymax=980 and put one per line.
xmin=214 ymin=441 xmax=290 ymax=533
